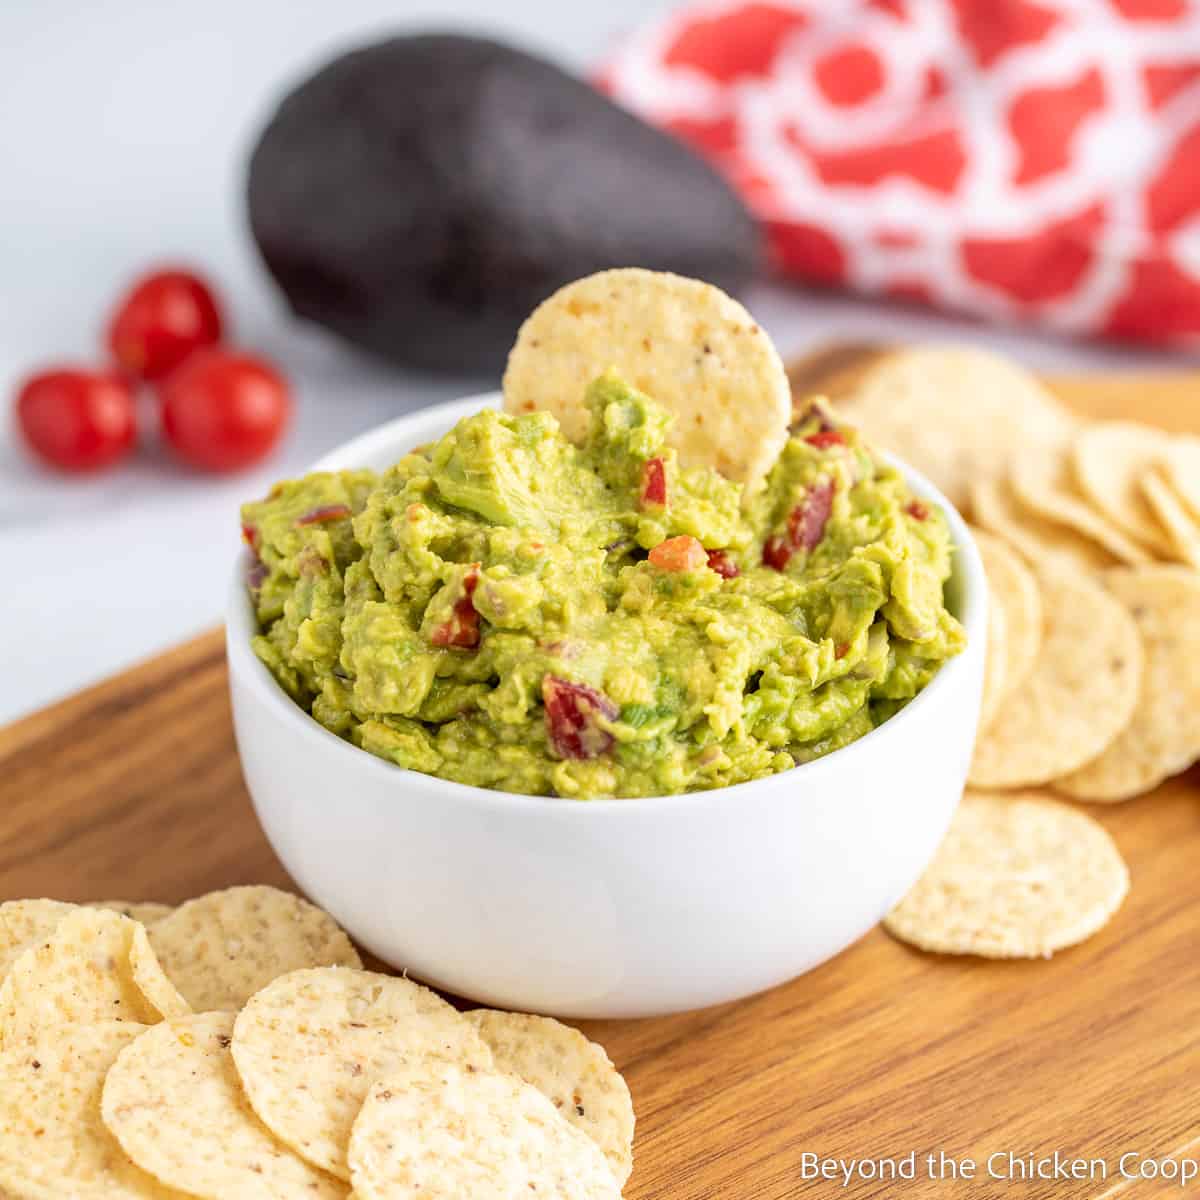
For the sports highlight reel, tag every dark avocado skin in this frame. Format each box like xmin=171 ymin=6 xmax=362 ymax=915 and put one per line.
xmin=247 ymin=34 xmax=763 ymax=373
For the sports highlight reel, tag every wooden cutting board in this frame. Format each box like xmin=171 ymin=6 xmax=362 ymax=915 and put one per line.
xmin=2 ymin=372 xmax=1198 ymax=1200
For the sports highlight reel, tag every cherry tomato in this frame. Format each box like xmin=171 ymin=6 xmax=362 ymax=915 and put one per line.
xmin=705 ymin=548 xmax=739 ymax=579
xmin=160 ymin=350 xmax=290 ymax=472
xmin=15 ymin=368 xmax=137 ymax=472
xmin=107 ymin=268 xmax=224 ymax=380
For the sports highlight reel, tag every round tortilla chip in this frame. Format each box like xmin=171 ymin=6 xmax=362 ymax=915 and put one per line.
xmin=348 ymin=1060 xmax=621 ymax=1200
xmin=1009 ymin=445 xmax=1152 ymax=564
xmin=1057 ymin=566 xmax=1200 ymax=801
xmin=971 ymin=528 xmax=1043 ymax=710
xmin=0 ymin=908 xmax=187 ymax=1047
xmin=0 ymin=898 xmax=77 ymax=982
xmin=969 ymin=565 xmax=1143 ymax=788
xmin=978 ymin=569 xmax=1009 ymax=733
xmin=827 ymin=346 xmax=1077 ymax=509
xmin=884 ymin=793 xmax=1129 ymax=958
xmin=0 ymin=1021 xmax=184 ymax=1198
xmin=102 ymin=1012 xmax=346 ymax=1200
xmin=147 ymin=885 xmax=361 ymax=1012
xmin=232 ymin=966 xmax=493 ymax=1181
xmin=502 ymin=268 xmax=790 ymax=491
xmin=970 ymin=474 xmax=1119 ymax=572
xmin=92 ymin=901 xmax=174 ymax=925
xmin=1139 ymin=467 xmax=1200 ymax=569
xmin=464 ymin=1009 xmax=635 ymax=1186
xmin=1072 ymin=422 xmax=1177 ymax=556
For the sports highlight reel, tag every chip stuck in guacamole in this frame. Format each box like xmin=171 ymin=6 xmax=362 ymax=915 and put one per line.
xmin=243 ymin=371 xmax=965 ymax=798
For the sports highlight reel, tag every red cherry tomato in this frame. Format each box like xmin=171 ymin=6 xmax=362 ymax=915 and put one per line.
xmin=16 ymin=368 xmax=137 ymax=472
xmin=160 ymin=350 xmax=290 ymax=472
xmin=107 ymin=268 xmax=224 ymax=380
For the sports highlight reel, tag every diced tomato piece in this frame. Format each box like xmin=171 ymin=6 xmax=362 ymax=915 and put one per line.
xmin=905 ymin=500 xmax=930 ymax=521
xmin=430 ymin=568 xmax=481 ymax=649
xmin=648 ymin=535 xmax=707 ymax=572
xmin=835 ymin=641 xmax=850 ymax=660
xmin=542 ymin=675 xmax=618 ymax=760
xmin=804 ymin=430 xmax=846 ymax=449
xmin=242 ymin=521 xmax=267 ymax=590
xmin=787 ymin=477 xmax=835 ymax=552
xmin=762 ymin=535 xmax=792 ymax=571
xmin=706 ymin=548 xmax=740 ymax=579
xmin=296 ymin=503 xmax=352 ymax=526
xmin=640 ymin=457 xmax=667 ymax=507
xmin=765 ymin=477 xmax=836 ymax=570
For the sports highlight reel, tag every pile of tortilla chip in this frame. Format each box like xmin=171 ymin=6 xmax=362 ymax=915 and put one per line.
xmin=793 ymin=344 xmax=1200 ymax=960
xmin=0 ymin=886 xmax=633 ymax=1199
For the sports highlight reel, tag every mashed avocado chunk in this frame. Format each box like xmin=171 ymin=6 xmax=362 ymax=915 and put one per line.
xmin=242 ymin=374 xmax=965 ymax=798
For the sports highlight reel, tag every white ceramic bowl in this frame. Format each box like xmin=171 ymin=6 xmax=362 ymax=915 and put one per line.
xmin=227 ymin=392 xmax=986 ymax=1018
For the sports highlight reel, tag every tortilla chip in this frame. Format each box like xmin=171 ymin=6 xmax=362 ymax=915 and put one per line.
xmin=1008 ymin=444 xmax=1152 ymax=564
xmin=0 ymin=898 xmax=76 ymax=982
xmin=823 ymin=346 xmax=1077 ymax=509
xmin=0 ymin=909 xmax=187 ymax=1047
xmin=147 ymin=885 xmax=361 ymax=1012
xmin=127 ymin=927 xmax=191 ymax=1025
xmin=102 ymin=1012 xmax=347 ymax=1199
xmin=970 ymin=475 xmax=1119 ymax=572
xmin=1071 ymin=422 xmax=1177 ymax=556
xmin=969 ymin=565 xmax=1142 ymax=788
xmin=92 ymin=901 xmax=173 ymax=925
xmin=971 ymin=529 xmax=1043 ymax=716
xmin=1 ymin=903 xmax=177 ymax=989
xmin=503 ymin=268 xmax=790 ymax=491
xmin=348 ymin=1061 xmax=621 ymax=1200
xmin=1057 ymin=566 xmax=1200 ymax=801
xmin=884 ymin=793 xmax=1129 ymax=958
xmin=464 ymin=1009 xmax=635 ymax=1186
xmin=1161 ymin=439 xmax=1200 ymax=523
xmin=978 ymin=568 xmax=1009 ymax=732
xmin=0 ymin=1021 xmax=182 ymax=1198
xmin=1139 ymin=466 xmax=1200 ymax=569
xmin=231 ymin=966 xmax=493 ymax=1180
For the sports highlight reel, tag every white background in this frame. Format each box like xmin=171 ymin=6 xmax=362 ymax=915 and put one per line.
xmin=0 ymin=0 xmax=1181 ymax=724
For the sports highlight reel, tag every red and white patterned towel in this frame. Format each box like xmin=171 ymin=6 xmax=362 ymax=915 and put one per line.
xmin=603 ymin=0 xmax=1200 ymax=347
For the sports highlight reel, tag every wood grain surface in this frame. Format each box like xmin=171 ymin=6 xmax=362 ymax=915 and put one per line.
xmin=1 ymin=372 xmax=1198 ymax=1199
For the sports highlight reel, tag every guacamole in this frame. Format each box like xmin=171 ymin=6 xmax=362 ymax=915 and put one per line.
xmin=242 ymin=374 xmax=965 ymax=798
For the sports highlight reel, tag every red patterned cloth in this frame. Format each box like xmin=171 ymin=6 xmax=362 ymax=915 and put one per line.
xmin=602 ymin=0 xmax=1200 ymax=347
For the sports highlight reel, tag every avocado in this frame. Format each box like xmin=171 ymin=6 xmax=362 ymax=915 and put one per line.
xmin=246 ymin=34 xmax=762 ymax=373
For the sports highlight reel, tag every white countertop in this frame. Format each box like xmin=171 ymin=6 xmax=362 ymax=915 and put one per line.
xmin=0 ymin=0 xmax=1184 ymax=725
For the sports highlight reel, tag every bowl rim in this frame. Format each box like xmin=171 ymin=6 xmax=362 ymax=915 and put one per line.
xmin=227 ymin=390 xmax=987 ymax=815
